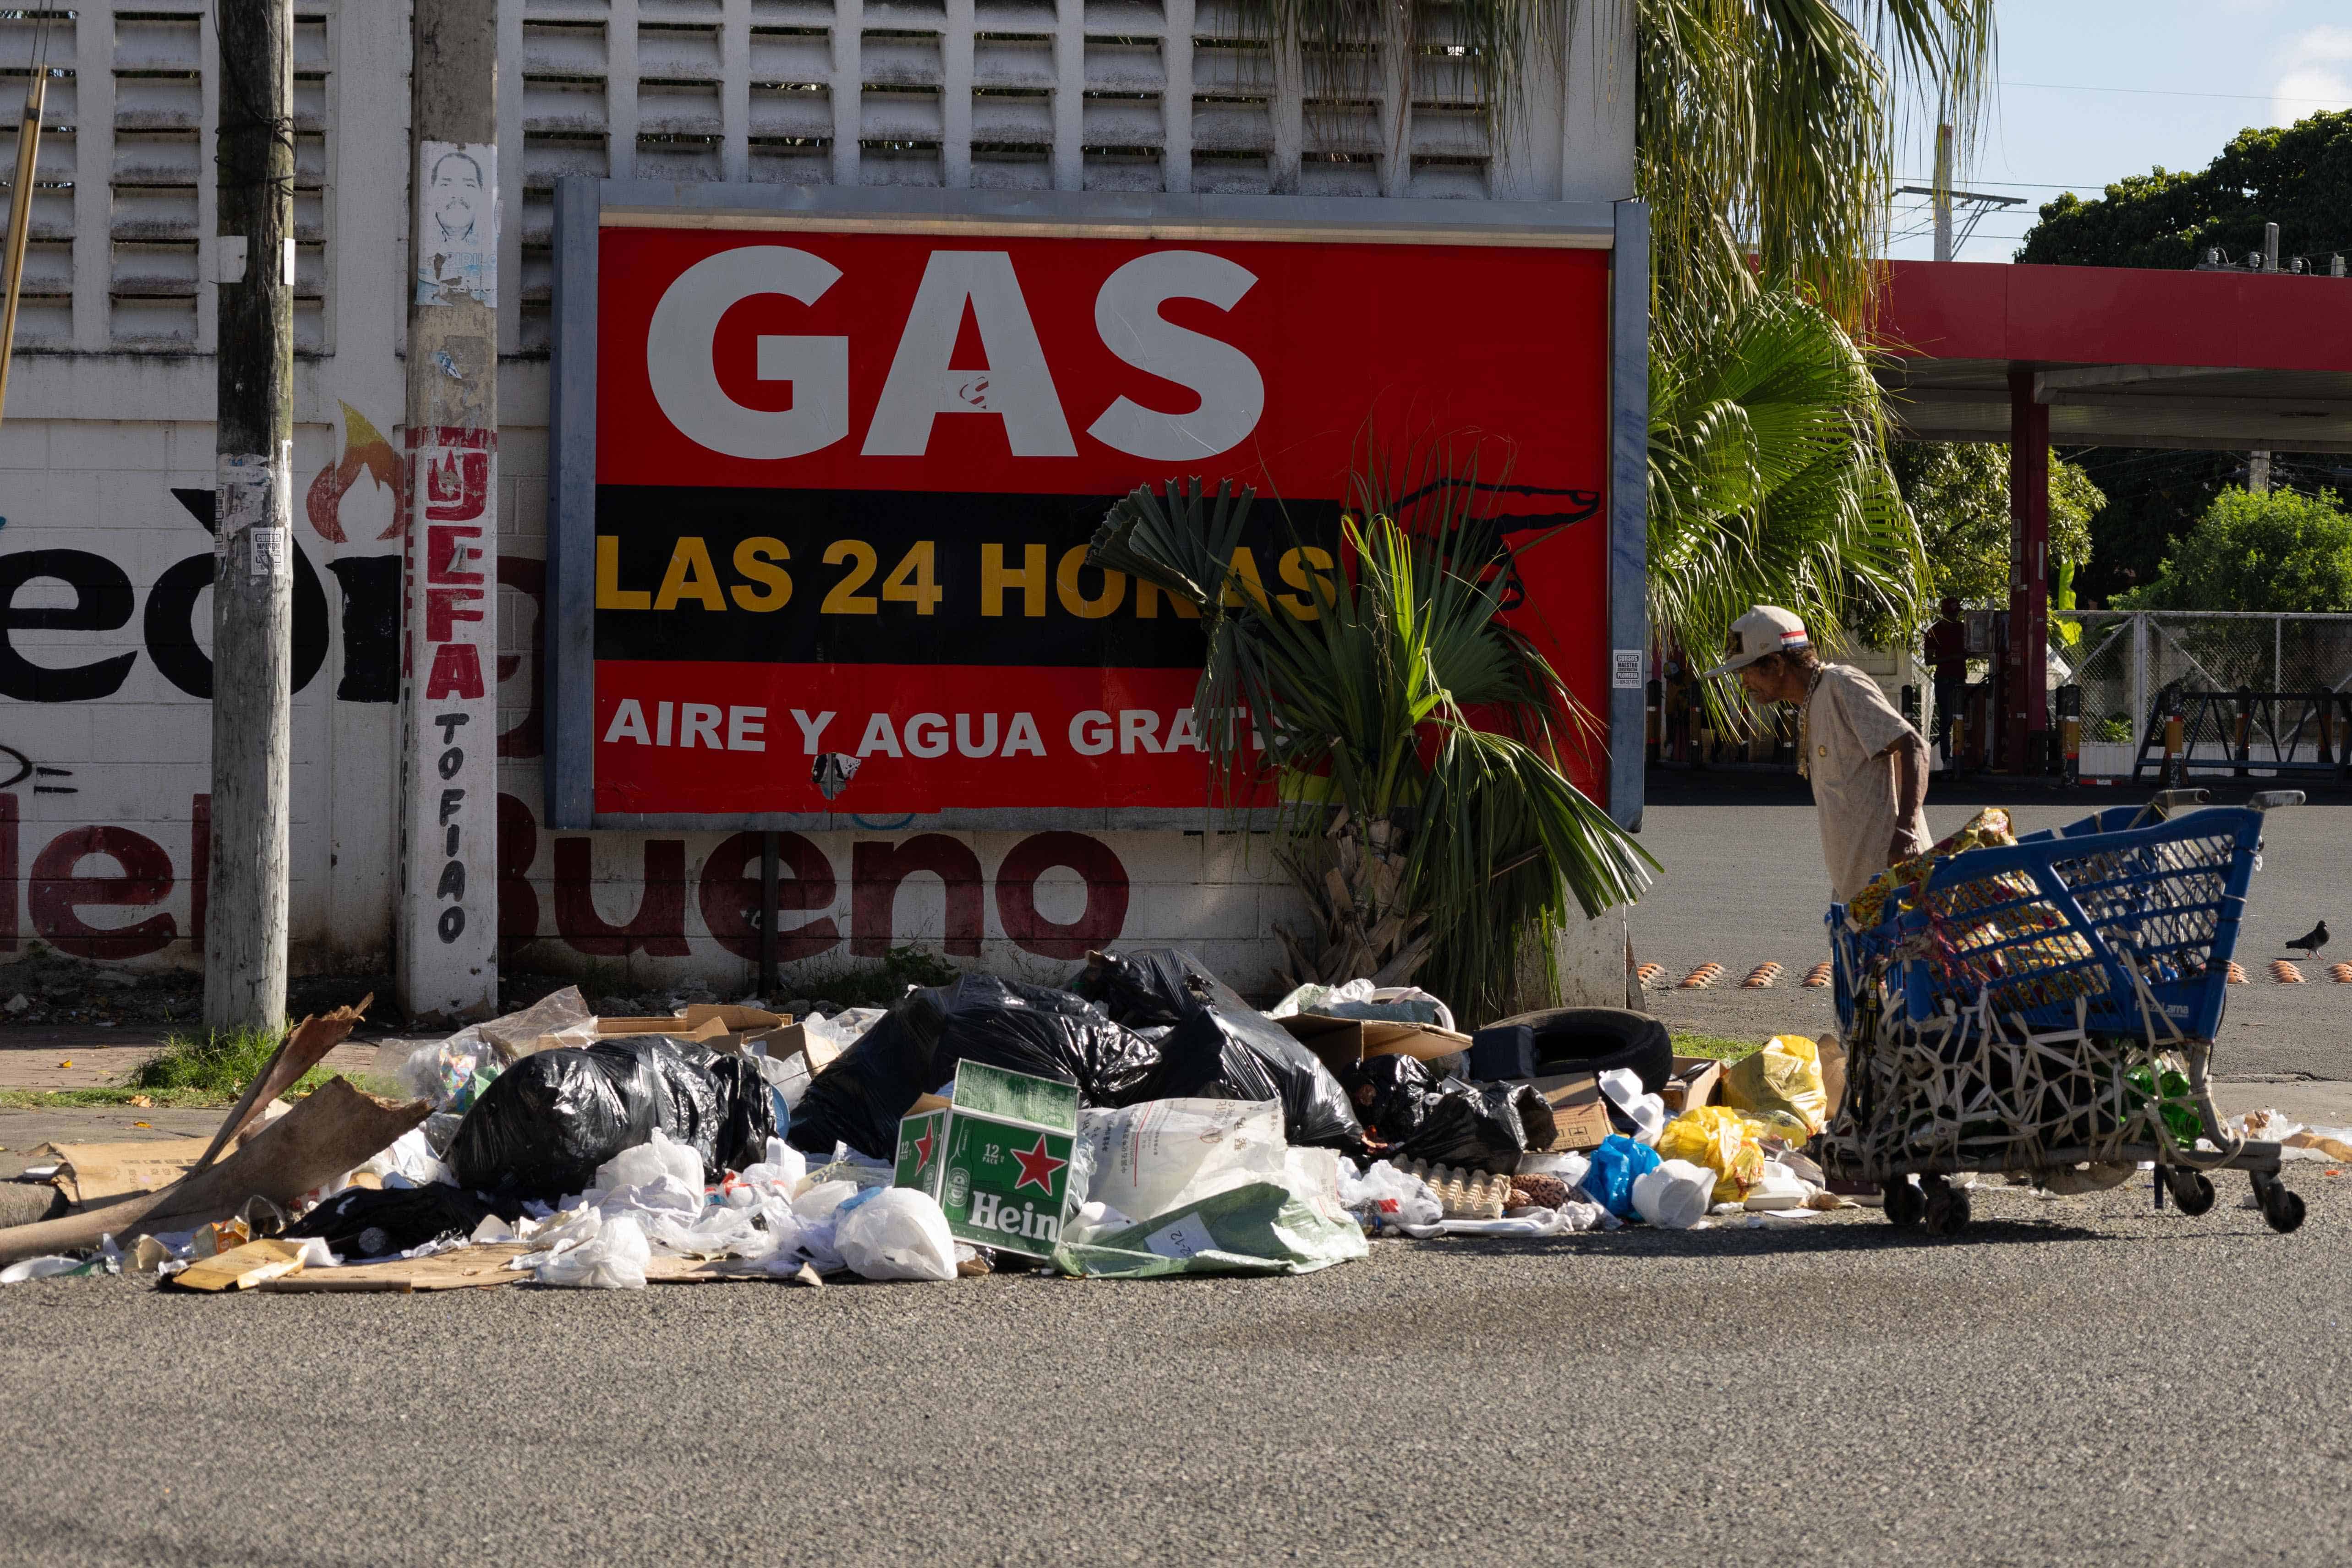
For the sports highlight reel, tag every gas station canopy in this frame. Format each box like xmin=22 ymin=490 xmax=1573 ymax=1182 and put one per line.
xmin=1873 ymin=260 xmax=2352 ymax=453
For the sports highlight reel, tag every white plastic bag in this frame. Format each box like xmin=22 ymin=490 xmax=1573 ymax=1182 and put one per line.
xmin=1076 ymin=1098 xmax=1288 ymax=1223
xmin=834 ymin=1186 xmax=958 ymax=1282
xmin=1599 ymin=1068 xmax=1667 ymax=1146
xmin=1631 ymin=1158 xmax=1714 ymax=1229
xmin=357 ymin=1125 xmax=454 ymax=1190
xmin=792 ymin=1179 xmax=862 ymax=1224
xmin=1338 ymin=1158 xmax=1442 ymax=1232
xmin=531 ymin=1211 xmax=651 ymax=1289
xmin=802 ymin=1006 xmax=886 ymax=1059
xmin=1517 ymin=1149 xmax=1592 ymax=1188
xmin=593 ymin=1127 xmax=705 ymax=1197
xmin=0 ymin=1255 xmax=85 ymax=1285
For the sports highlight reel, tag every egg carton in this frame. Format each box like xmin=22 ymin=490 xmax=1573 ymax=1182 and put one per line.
xmin=1393 ymin=1157 xmax=1509 ymax=1220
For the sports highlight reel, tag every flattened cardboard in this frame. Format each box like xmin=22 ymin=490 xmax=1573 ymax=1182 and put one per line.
xmin=592 ymin=1015 xmax=729 ymax=1043
xmin=1276 ymin=1014 xmax=1473 ymax=1077
xmin=683 ymin=1004 xmax=785 ymax=1032
xmin=33 ymin=1138 xmax=212 ymax=1206
xmin=259 ymin=1244 xmax=530 ymax=1294
xmin=170 ymin=1238 xmax=309 ymax=1292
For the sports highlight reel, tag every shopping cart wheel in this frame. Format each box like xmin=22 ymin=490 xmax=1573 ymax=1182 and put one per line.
xmin=1884 ymin=1178 xmax=1924 ymax=1228
xmin=2161 ymin=1167 xmax=2217 ymax=1216
xmin=1922 ymin=1177 xmax=1971 ymax=1237
xmin=2252 ymin=1172 xmax=2307 ymax=1235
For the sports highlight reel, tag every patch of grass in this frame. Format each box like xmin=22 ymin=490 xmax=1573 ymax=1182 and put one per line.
xmin=0 ymin=1086 xmax=236 ymax=1109
xmin=0 ymin=1069 xmax=404 ymax=1113
xmin=125 ymin=1024 xmax=295 ymax=1096
xmin=1670 ymin=1032 xmax=1767 ymax=1063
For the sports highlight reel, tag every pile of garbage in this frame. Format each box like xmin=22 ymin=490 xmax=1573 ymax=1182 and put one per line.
xmin=0 ymin=954 xmax=1863 ymax=1294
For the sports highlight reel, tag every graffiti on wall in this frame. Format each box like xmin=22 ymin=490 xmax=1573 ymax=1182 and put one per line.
xmin=0 ymin=404 xmax=545 ymax=735
xmin=0 ymin=785 xmax=1136 ymax=966
xmin=0 ymin=402 xmax=1150 ymax=968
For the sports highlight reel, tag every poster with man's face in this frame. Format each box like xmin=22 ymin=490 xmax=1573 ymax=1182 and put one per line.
xmin=416 ymin=141 xmax=495 ymax=306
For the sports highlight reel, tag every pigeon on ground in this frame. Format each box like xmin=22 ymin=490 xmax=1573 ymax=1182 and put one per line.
xmin=2286 ymin=919 xmax=2329 ymax=959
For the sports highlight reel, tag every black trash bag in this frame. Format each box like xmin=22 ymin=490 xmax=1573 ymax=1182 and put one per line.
xmin=288 ymin=1183 xmax=504 ymax=1258
xmin=1073 ymin=946 xmax=1367 ymax=1154
xmin=1343 ymin=1054 xmax=1553 ymax=1175
xmin=1148 ymin=1005 xmax=1367 ymax=1155
xmin=449 ymin=1036 xmax=777 ymax=1201
xmin=1071 ymin=947 xmax=1240 ymax=1026
xmin=787 ymin=988 xmax=949 ymax=1159
xmin=788 ymin=976 xmax=1162 ymax=1159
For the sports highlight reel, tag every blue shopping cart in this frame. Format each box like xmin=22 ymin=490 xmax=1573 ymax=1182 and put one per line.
xmin=1822 ymin=788 xmax=2308 ymax=1236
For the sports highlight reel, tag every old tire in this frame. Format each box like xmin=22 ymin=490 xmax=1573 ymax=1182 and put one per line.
xmin=1478 ymin=1007 xmax=1674 ymax=1094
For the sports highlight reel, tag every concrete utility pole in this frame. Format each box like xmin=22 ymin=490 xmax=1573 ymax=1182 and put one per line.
xmin=206 ymin=0 xmax=295 ymax=1033
xmin=397 ymin=0 xmax=501 ymax=1024
xmin=1931 ymin=94 xmax=1953 ymax=263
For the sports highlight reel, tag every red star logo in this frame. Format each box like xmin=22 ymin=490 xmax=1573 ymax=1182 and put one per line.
xmin=1009 ymin=1134 xmax=1067 ymax=1195
xmin=912 ymin=1125 xmax=935 ymax=1171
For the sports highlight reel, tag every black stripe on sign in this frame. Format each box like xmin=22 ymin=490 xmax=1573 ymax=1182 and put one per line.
xmin=592 ymin=484 xmax=1344 ymax=669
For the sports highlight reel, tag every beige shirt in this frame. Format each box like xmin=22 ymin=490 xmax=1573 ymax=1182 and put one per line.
xmin=1801 ymin=663 xmax=1931 ymax=903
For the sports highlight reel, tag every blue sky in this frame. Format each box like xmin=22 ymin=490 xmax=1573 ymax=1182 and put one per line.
xmin=1883 ymin=0 xmax=2352 ymax=263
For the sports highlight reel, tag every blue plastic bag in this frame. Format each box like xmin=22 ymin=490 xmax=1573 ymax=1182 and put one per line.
xmin=1579 ymin=1134 xmax=1660 ymax=1218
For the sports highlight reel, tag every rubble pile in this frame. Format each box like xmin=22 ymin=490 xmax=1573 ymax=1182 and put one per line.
xmin=0 ymin=954 xmax=1862 ymax=1295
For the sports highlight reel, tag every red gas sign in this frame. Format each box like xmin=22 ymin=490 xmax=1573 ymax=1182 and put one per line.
xmin=581 ymin=219 xmax=1611 ymax=818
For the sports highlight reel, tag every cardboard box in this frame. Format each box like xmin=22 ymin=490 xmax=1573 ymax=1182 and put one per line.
xmin=1276 ymin=1014 xmax=1472 ymax=1079
xmin=894 ymin=1060 xmax=1079 ymax=1260
xmin=1661 ymin=1055 xmax=1722 ymax=1116
xmin=1526 ymin=1074 xmax=1615 ymax=1151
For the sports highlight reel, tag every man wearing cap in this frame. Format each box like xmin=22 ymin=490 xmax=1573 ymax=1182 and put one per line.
xmin=1708 ymin=606 xmax=1932 ymax=904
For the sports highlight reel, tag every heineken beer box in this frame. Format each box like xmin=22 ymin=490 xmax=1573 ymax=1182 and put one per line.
xmin=894 ymin=1060 xmax=1079 ymax=1260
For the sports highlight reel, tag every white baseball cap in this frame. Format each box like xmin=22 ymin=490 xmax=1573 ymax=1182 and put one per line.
xmin=1703 ymin=606 xmax=1811 ymax=678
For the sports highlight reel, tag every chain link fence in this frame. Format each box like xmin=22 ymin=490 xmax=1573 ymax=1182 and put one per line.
xmin=2052 ymin=611 xmax=2352 ymax=777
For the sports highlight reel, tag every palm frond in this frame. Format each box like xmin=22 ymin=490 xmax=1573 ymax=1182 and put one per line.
xmin=1093 ymin=472 xmax=1656 ymax=1022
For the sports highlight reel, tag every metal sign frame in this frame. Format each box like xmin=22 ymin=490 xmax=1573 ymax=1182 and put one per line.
xmin=545 ymin=176 xmax=1648 ymax=832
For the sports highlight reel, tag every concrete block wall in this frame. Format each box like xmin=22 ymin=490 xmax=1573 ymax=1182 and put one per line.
xmin=0 ymin=0 xmax=1635 ymax=1008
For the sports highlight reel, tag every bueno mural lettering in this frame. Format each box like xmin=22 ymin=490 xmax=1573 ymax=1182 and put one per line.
xmin=0 ymin=784 xmax=1143 ymax=967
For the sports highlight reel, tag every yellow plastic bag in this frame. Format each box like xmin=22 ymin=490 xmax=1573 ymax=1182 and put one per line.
xmin=1723 ymin=1035 xmax=1829 ymax=1135
xmin=1657 ymin=1106 xmax=1767 ymax=1205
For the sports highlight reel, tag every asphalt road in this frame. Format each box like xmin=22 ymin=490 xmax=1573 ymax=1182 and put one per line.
xmin=2 ymin=1171 xmax=2346 ymax=1567
xmin=1629 ymin=773 xmax=2352 ymax=1078
xmin=3 ymin=770 xmax=2347 ymax=1565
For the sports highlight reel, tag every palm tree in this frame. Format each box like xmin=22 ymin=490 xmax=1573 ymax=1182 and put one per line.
xmin=1250 ymin=0 xmax=1997 ymax=663
xmin=1090 ymin=469 xmax=1657 ymax=1023
xmin=1646 ymin=284 xmax=1925 ymax=726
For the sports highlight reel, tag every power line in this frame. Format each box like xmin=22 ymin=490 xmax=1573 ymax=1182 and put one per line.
xmin=1896 ymin=177 xmax=2109 ymax=190
xmin=1998 ymin=78 xmax=2352 ymax=108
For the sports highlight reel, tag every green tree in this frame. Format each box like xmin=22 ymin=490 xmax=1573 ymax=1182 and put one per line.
xmin=1888 ymin=442 xmax=2103 ymax=605
xmin=2014 ymin=108 xmax=2352 ymax=601
xmin=2016 ymin=109 xmax=2352 ymax=273
xmin=2117 ymin=486 xmax=2352 ymax=612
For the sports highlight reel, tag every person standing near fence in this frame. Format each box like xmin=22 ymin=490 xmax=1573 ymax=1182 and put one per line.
xmin=1709 ymin=606 xmax=1933 ymax=902
xmin=1925 ymin=596 xmax=1968 ymax=767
